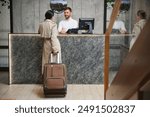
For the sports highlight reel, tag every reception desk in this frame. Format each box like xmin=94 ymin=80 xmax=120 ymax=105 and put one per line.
xmin=9 ymin=34 xmax=130 ymax=84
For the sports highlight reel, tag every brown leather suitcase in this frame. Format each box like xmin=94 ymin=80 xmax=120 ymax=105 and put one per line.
xmin=43 ymin=53 xmax=67 ymax=97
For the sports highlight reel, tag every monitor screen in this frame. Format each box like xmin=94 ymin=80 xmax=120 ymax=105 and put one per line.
xmin=79 ymin=18 xmax=95 ymax=30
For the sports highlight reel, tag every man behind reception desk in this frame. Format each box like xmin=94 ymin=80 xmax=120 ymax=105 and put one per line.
xmin=38 ymin=10 xmax=61 ymax=74
xmin=58 ymin=7 xmax=78 ymax=34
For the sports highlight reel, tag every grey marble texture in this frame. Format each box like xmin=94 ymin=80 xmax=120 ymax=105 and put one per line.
xmin=9 ymin=34 xmax=104 ymax=84
xmin=59 ymin=35 xmax=104 ymax=84
xmin=9 ymin=34 xmax=131 ymax=84
xmin=9 ymin=34 xmax=43 ymax=84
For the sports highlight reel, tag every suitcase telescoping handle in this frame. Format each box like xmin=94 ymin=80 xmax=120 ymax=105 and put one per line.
xmin=50 ymin=52 xmax=60 ymax=64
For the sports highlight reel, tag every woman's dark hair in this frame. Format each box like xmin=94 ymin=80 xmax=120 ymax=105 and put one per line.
xmin=137 ymin=10 xmax=147 ymax=19
xmin=45 ymin=10 xmax=54 ymax=19
xmin=64 ymin=7 xmax=72 ymax=12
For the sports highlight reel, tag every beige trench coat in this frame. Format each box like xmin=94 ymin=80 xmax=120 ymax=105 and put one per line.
xmin=130 ymin=19 xmax=146 ymax=50
xmin=38 ymin=19 xmax=61 ymax=74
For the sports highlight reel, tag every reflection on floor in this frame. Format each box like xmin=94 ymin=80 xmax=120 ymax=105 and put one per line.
xmin=0 ymin=72 xmax=104 ymax=100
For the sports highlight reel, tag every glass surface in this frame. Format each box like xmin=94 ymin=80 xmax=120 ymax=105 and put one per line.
xmin=106 ymin=0 xmax=132 ymax=84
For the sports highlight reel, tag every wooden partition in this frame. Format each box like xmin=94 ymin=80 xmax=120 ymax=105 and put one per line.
xmin=104 ymin=0 xmax=121 ymax=99
xmin=106 ymin=19 xmax=150 ymax=100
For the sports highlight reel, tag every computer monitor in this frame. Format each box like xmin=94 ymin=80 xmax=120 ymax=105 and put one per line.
xmin=79 ymin=18 xmax=95 ymax=34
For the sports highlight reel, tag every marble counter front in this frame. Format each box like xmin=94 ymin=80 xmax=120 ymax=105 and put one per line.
xmin=9 ymin=34 xmax=104 ymax=84
xmin=9 ymin=34 xmax=130 ymax=84
xmin=58 ymin=34 xmax=105 ymax=84
xmin=9 ymin=34 xmax=43 ymax=84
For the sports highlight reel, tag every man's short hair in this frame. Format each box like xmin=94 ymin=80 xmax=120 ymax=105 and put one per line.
xmin=45 ymin=10 xmax=54 ymax=19
xmin=64 ymin=7 xmax=72 ymax=12
xmin=137 ymin=10 xmax=147 ymax=19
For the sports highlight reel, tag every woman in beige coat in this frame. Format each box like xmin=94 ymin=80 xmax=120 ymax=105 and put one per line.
xmin=130 ymin=10 xmax=147 ymax=50
xmin=38 ymin=10 xmax=61 ymax=74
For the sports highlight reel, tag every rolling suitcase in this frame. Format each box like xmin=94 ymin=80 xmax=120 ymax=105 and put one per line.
xmin=43 ymin=53 xmax=67 ymax=97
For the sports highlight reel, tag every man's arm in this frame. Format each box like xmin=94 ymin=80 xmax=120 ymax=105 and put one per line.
xmin=74 ymin=20 xmax=78 ymax=28
xmin=60 ymin=28 xmax=68 ymax=34
xmin=58 ymin=21 xmax=67 ymax=34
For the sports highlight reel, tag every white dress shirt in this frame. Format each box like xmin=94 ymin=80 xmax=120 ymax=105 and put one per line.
xmin=58 ymin=17 xmax=78 ymax=33
xmin=113 ymin=20 xmax=127 ymax=32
